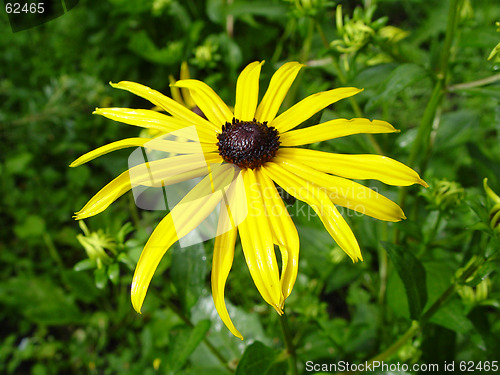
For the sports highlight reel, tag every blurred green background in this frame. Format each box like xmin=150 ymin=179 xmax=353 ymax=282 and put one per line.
xmin=1 ymin=0 xmax=500 ymax=374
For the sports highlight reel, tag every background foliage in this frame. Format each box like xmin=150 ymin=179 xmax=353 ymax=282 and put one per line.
xmin=1 ymin=0 xmax=500 ymax=374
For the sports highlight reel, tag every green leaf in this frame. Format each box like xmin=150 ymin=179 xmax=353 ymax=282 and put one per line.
xmin=5 ymin=152 xmax=33 ymax=175
xmin=13 ymin=215 xmax=46 ymax=239
xmin=170 ymin=243 xmax=207 ymax=312
xmin=429 ymin=299 xmax=475 ymax=334
xmin=61 ymin=270 xmax=99 ymax=303
xmin=73 ymin=258 xmax=95 ymax=271
xmin=128 ymin=30 xmax=183 ymax=66
xmin=235 ymin=341 xmax=280 ymax=375
xmin=107 ymin=262 xmax=120 ymax=285
xmin=366 ymin=63 xmax=429 ymax=111
xmin=94 ymin=267 xmax=108 ymax=289
xmin=466 ymin=261 xmax=498 ymax=287
xmin=383 ymin=242 xmax=427 ymax=320
xmin=165 ymin=320 xmax=211 ymax=373
xmin=0 ymin=277 xmax=83 ymax=325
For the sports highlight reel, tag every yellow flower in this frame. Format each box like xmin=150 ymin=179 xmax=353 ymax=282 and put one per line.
xmin=71 ymin=61 xmax=427 ymax=339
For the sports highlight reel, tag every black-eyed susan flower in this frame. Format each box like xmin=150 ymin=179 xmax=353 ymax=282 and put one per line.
xmin=71 ymin=61 xmax=427 ymax=339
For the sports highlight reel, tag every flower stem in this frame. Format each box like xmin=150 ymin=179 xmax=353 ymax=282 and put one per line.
xmin=447 ymin=72 xmax=500 ymax=91
xmin=396 ymin=0 xmax=460 ymax=233
xmin=409 ymin=0 xmax=459 ymax=171
xmin=279 ymin=313 xmax=298 ymax=375
xmin=335 ymin=255 xmax=486 ymax=375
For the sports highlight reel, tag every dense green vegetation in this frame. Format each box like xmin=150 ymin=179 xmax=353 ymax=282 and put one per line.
xmin=1 ymin=0 xmax=499 ymax=374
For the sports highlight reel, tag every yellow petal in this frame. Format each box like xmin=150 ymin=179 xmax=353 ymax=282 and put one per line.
xmin=110 ymin=81 xmax=218 ymax=131
xmin=262 ymin=162 xmax=362 ymax=262
xmin=180 ymin=61 xmax=197 ymax=109
xmin=70 ymin=138 xmax=150 ymax=167
xmin=255 ymin=170 xmax=299 ymax=306
xmin=168 ymin=75 xmax=185 ymax=107
xmin=270 ymin=88 xmax=362 ymax=133
xmin=93 ymin=108 xmax=216 ymax=143
xmin=273 ymin=155 xmax=405 ymax=222
xmin=234 ymin=61 xmax=263 ymax=121
xmin=255 ymin=62 xmax=304 ymax=123
xmin=74 ymin=153 xmax=222 ymax=220
xmin=278 ymin=148 xmax=427 ymax=187
xmin=239 ymin=169 xmax=282 ymax=312
xmin=211 ymin=194 xmax=243 ymax=340
xmin=279 ymin=118 xmax=398 ymax=146
xmin=70 ymin=137 xmax=217 ymax=167
xmin=132 ymin=164 xmax=235 ymax=313
xmin=173 ymin=79 xmax=233 ymax=128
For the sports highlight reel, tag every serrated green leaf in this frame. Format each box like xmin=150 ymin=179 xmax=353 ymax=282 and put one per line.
xmin=383 ymin=242 xmax=427 ymax=320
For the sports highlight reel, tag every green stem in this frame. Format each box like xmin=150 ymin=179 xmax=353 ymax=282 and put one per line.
xmin=408 ymin=0 xmax=458 ymax=170
xmin=447 ymin=72 xmax=500 ymax=91
xmin=316 ymin=22 xmax=330 ymax=49
xmin=43 ymin=232 xmax=64 ymax=270
xmin=128 ymin=192 xmax=141 ymax=229
xmin=336 ymin=255 xmax=486 ymax=375
xmin=396 ymin=0 xmax=460 ymax=243
xmin=369 ymin=320 xmax=421 ymax=363
xmin=279 ymin=313 xmax=298 ymax=375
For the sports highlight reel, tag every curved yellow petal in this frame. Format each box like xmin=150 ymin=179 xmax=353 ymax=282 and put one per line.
xmin=270 ymin=87 xmax=362 ymax=133
xmin=173 ymin=79 xmax=233 ymax=128
xmin=255 ymin=62 xmax=304 ymax=123
xmin=239 ymin=169 xmax=282 ymax=312
xmin=180 ymin=61 xmax=197 ymax=109
xmin=110 ymin=81 xmax=218 ymax=131
xmin=93 ymin=108 xmax=216 ymax=143
xmin=70 ymin=137 xmax=217 ymax=167
xmin=211 ymin=193 xmax=242 ymax=340
xmin=132 ymin=164 xmax=235 ymax=313
xmin=70 ymin=138 xmax=150 ymax=167
xmin=278 ymin=148 xmax=427 ymax=187
xmin=279 ymin=118 xmax=398 ymax=146
xmin=234 ymin=61 xmax=263 ymax=121
xmin=262 ymin=162 xmax=362 ymax=262
xmin=273 ymin=155 xmax=406 ymax=222
xmin=255 ymin=170 xmax=299 ymax=307
xmin=168 ymin=75 xmax=185 ymax=107
xmin=74 ymin=153 xmax=222 ymax=220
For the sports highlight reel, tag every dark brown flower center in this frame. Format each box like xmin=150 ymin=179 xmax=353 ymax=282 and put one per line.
xmin=217 ymin=118 xmax=280 ymax=169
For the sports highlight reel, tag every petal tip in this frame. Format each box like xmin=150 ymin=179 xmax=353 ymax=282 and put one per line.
xmin=420 ymin=179 xmax=429 ymax=188
xmin=274 ymin=305 xmax=284 ymax=315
